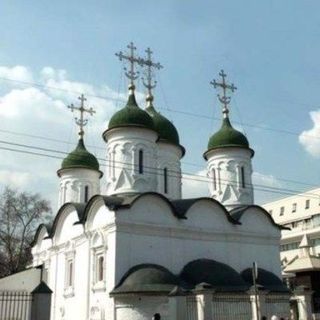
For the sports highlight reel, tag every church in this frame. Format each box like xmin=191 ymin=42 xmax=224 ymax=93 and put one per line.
xmin=31 ymin=43 xmax=290 ymax=320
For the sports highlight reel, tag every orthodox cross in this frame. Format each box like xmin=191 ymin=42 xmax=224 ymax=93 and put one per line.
xmin=140 ymin=47 xmax=163 ymax=98
xmin=68 ymin=94 xmax=95 ymax=139
xmin=210 ymin=70 xmax=237 ymax=118
xmin=115 ymin=42 xmax=142 ymax=87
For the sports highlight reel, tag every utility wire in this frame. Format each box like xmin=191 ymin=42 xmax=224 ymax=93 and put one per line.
xmin=0 ymin=130 xmax=318 ymax=189
xmin=1 ymin=140 xmax=320 ymax=200
xmin=1 ymin=77 xmax=320 ymax=141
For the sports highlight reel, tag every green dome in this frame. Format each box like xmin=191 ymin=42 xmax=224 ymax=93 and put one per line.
xmin=207 ymin=117 xmax=249 ymax=150
xmin=108 ymin=93 xmax=154 ymax=131
xmin=146 ymin=104 xmax=180 ymax=145
xmin=60 ymin=139 xmax=100 ymax=172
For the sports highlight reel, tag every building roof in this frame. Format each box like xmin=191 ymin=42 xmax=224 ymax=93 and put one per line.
xmin=146 ymin=104 xmax=179 ymax=146
xmin=112 ymin=260 xmax=284 ymax=295
xmin=58 ymin=139 xmax=101 ymax=174
xmin=205 ymin=117 xmax=253 ymax=158
xmin=111 ymin=264 xmax=179 ymax=295
xmin=107 ymin=92 xmax=155 ymax=131
xmin=241 ymin=268 xmax=289 ymax=292
xmin=180 ymin=259 xmax=249 ymax=292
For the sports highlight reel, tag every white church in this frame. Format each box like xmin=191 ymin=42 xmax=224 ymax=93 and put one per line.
xmin=30 ymin=44 xmax=291 ymax=320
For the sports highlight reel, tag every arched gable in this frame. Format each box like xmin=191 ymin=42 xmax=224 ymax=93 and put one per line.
xmin=183 ymin=198 xmax=238 ymax=230
xmin=85 ymin=196 xmax=116 ymax=232
xmin=231 ymin=205 xmax=281 ymax=235
xmin=117 ymin=193 xmax=177 ymax=226
xmin=51 ymin=203 xmax=84 ymax=245
xmin=32 ymin=224 xmax=52 ymax=253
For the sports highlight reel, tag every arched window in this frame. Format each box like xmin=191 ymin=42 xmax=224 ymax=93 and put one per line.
xmin=164 ymin=168 xmax=168 ymax=194
xmin=84 ymin=185 xmax=89 ymax=202
xmin=138 ymin=149 xmax=144 ymax=174
xmin=98 ymin=256 xmax=104 ymax=282
xmin=241 ymin=166 xmax=245 ymax=188
xmin=212 ymin=168 xmax=217 ymax=191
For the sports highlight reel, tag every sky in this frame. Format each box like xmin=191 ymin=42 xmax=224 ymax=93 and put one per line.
xmin=1 ymin=1 xmax=320 ymax=212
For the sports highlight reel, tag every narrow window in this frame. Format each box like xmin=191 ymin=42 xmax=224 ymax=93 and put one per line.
xmin=280 ymin=206 xmax=285 ymax=216
xmin=241 ymin=167 xmax=245 ymax=188
xmin=68 ymin=261 xmax=73 ymax=287
xmin=98 ymin=256 xmax=104 ymax=282
xmin=138 ymin=150 xmax=143 ymax=174
xmin=84 ymin=185 xmax=89 ymax=202
xmin=212 ymin=168 xmax=217 ymax=191
xmin=306 ymin=199 xmax=310 ymax=209
xmin=164 ymin=168 xmax=168 ymax=194
xmin=292 ymin=203 xmax=297 ymax=213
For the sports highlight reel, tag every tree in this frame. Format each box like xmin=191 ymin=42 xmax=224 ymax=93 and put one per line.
xmin=0 ymin=186 xmax=51 ymax=277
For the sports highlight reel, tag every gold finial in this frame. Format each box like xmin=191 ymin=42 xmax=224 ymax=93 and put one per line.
xmin=140 ymin=47 xmax=163 ymax=106
xmin=115 ymin=42 xmax=142 ymax=90
xmin=210 ymin=70 xmax=237 ymax=118
xmin=68 ymin=94 xmax=95 ymax=139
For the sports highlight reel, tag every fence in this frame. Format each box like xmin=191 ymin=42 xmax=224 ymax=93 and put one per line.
xmin=0 ymin=291 xmax=33 ymax=320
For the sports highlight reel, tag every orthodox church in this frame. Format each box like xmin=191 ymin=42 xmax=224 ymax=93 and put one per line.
xmin=31 ymin=44 xmax=290 ymax=320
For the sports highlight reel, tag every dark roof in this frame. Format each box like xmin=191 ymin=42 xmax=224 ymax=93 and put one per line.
xmin=58 ymin=139 xmax=101 ymax=175
xmin=146 ymin=104 xmax=183 ymax=151
xmin=180 ymin=259 xmax=250 ymax=292
xmin=49 ymin=202 xmax=86 ymax=238
xmin=31 ymin=281 xmax=53 ymax=294
xmin=204 ymin=117 xmax=253 ymax=159
xmin=31 ymin=223 xmax=53 ymax=247
xmin=111 ymin=264 xmax=179 ymax=295
xmin=229 ymin=205 xmax=284 ymax=230
xmin=106 ymin=93 xmax=155 ymax=133
xmin=241 ymin=268 xmax=289 ymax=293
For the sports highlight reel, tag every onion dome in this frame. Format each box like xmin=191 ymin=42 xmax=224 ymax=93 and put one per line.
xmin=108 ymin=86 xmax=154 ymax=131
xmin=58 ymin=138 xmax=100 ymax=176
xmin=207 ymin=117 xmax=249 ymax=150
xmin=145 ymin=98 xmax=179 ymax=145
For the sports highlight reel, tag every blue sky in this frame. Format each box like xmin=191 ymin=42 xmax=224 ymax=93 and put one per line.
xmin=1 ymin=1 xmax=320 ymax=210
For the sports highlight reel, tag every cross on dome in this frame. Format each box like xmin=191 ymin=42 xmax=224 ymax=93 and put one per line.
xmin=210 ymin=70 xmax=237 ymax=118
xmin=115 ymin=42 xmax=142 ymax=92
xmin=68 ymin=94 xmax=95 ymax=139
xmin=140 ymin=47 xmax=163 ymax=105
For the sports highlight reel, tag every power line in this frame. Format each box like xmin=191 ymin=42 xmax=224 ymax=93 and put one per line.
xmin=0 ymin=130 xmax=318 ymax=190
xmin=0 ymin=140 xmax=320 ymax=200
xmin=1 ymin=76 xmax=320 ymax=142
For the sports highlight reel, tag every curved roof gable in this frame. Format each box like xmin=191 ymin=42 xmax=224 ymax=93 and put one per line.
xmin=229 ymin=205 xmax=284 ymax=230
xmin=49 ymin=202 xmax=86 ymax=238
xmin=31 ymin=223 xmax=52 ymax=247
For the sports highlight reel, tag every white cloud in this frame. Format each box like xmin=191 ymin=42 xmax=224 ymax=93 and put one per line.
xmin=0 ymin=170 xmax=33 ymax=188
xmin=0 ymin=65 xmax=33 ymax=82
xmin=182 ymin=169 xmax=210 ymax=198
xmin=0 ymin=65 xmax=125 ymax=212
xmin=299 ymin=110 xmax=320 ymax=157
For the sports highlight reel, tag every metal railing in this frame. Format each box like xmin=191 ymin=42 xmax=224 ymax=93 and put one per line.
xmin=0 ymin=291 xmax=33 ymax=320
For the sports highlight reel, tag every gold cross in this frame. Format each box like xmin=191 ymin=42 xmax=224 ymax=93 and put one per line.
xmin=140 ymin=47 xmax=163 ymax=97
xmin=210 ymin=70 xmax=237 ymax=117
xmin=115 ymin=42 xmax=142 ymax=86
xmin=68 ymin=94 xmax=95 ymax=139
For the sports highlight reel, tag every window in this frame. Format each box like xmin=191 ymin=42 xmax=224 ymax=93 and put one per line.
xmin=138 ymin=150 xmax=143 ymax=174
xmin=84 ymin=185 xmax=89 ymax=202
xmin=280 ymin=242 xmax=299 ymax=251
xmin=241 ymin=167 xmax=245 ymax=188
xmin=67 ymin=260 xmax=73 ymax=287
xmin=163 ymin=168 xmax=168 ymax=194
xmin=98 ymin=256 xmax=104 ymax=282
xmin=280 ymin=206 xmax=285 ymax=216
xmin=306 ymin=199 xmax=310 ymax=209
xmin=212 ymin=168 xmax=217 ymax=191
xmin=292 ymin=203 xmax=297 ymax=213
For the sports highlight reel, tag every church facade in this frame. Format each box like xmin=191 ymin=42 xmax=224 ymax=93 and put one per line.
xmin=31 ymin=45 xmax=290 ymax=320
